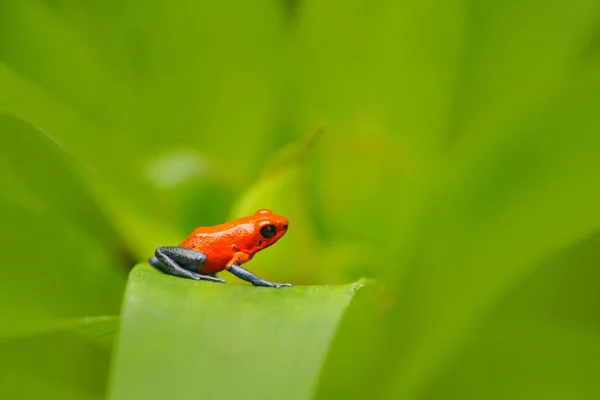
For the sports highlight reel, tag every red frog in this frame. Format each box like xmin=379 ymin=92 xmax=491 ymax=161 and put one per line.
xmin=149 ymin=209 xmax=291 ymax=288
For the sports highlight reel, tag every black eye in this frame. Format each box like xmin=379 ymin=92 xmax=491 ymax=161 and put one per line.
xmin=260 ymin=224 xmax=277 ymax=239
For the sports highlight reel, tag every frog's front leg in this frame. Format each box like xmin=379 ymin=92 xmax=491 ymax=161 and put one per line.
xmin=226 ymin=264 xmax=291 ymax=288
xmin=150 ymin=246 xmax=225 ymax=283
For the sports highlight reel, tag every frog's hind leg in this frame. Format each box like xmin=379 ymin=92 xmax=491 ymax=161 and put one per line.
xmin=149 ymin=251 xmax=199 ymax=273
xmin=149 ymin=256 xmax=163 ymax=269
xmin=150 ymin=246 xmax=225 ymax=283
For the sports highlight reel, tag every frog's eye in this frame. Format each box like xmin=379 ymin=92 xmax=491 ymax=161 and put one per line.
xmin=260 ymin=224 xmax=277 ymax=239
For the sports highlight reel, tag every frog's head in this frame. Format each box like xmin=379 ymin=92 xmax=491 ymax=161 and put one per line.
xmin=252 ymin=209 xmax=289 ymax=250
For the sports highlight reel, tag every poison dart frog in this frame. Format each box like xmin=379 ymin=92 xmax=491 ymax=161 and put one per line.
xmin=149 ymin=209 xmax=292 ymax=288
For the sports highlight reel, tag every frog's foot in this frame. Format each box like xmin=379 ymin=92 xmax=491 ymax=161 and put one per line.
xmin=150 ymin=246 xmax=225 ymax=283
xmin=149 ymin=256 xmax=162 ymax=269
xmin=226 ymin=264 xmax=292 ymax=288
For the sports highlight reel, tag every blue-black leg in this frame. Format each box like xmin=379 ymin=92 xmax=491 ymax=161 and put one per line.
xmin=150 ymin=246 xmax=225 ymax=283
xmin=227 ymin=264 xmax=291 ymax=288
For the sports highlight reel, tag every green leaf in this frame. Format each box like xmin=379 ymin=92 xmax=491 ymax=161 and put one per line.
xmin=311 ymin=1 xmax=600 ymax=399
xmin=0 ymin=115 xmax=126 ymax=337
xmin=421 ymin=231 xmax=600 ymax=400
xmin=0 ymin=316 xmax=119 ymax=400
xmin=0 ymin=115 xmax=125 ymax=400
xmin=69 ymin=316 xmax=120 ymax=351
xmin=108 ymin=263 xmax=365 ymax=400
xmin=0 ymin=331 xmax=112 ymax=400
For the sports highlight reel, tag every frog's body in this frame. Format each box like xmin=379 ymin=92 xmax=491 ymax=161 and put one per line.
xmin=149 ymin=209 xmax=291 ymax=288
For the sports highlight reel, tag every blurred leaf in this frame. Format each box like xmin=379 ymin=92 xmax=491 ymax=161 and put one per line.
xmin=108 ymin=263 xmax=365 ymax=400
xmin=382 ymin=21 xmax=600 ymax=400
xmin=421 ymin=231 xmax=600 ymax=400
xmin=143 ymin=148 xmax=236 ymax=233
xmin=0 ymin=115 xmax=125 ymax=399
xmin=0 ymin=116 xmax=125 ymax=336
xmin=0 ymin=115 xmax=119 ymax=244
xmin=305 ymin=128 xmax=404 ymax=282
xmin=0 ymin=0 xmax=133 ymax=121
xmin=0 ymin=314 xmax=118 ymax=399
xmin=0 ymin=331 xmax=112 ymax=400
xmin=0 ymin=315 xmax=118 ymax=348
xmin=312 ymin=1 xmax=600 ymax=399
xmin=0 ymin=0 xmax=289 ymax=186
xmin=86 ymin=176 xmax=185 ymax=258
xmin=69 ymin=316 xmax=119 ymax=351
xmin=294 ymin=0 xmax=459 ymax=282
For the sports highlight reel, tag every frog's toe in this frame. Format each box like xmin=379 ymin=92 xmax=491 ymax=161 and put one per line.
xmin=274 ymin=283 xmax=292 ymax=288
xmin=190 ymin=272 xmax=226 ymax=283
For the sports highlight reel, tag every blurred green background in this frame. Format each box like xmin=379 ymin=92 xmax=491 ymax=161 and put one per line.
xmin=1 ymin=0 xmax=600 ymax=399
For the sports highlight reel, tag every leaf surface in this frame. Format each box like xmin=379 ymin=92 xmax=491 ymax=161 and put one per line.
xmin=108 ymin=264 xmax=364 ymax=400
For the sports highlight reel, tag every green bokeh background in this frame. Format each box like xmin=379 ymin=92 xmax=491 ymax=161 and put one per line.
xmin=1 ymin=0 xmax=600 ymax=399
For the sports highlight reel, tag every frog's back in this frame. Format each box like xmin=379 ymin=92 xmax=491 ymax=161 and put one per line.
xmin=180 ymin=221 xmax=254 ymax=250
xmin=178 ymin=221 xmax=254 ymax=273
